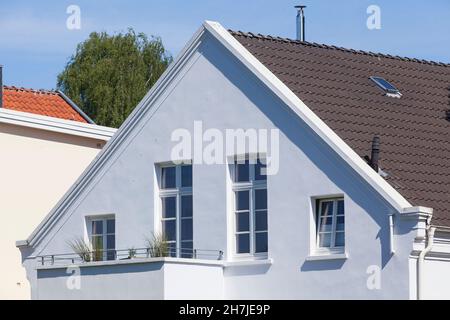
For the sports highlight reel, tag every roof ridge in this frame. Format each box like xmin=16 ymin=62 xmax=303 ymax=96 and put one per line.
xmin=2 ymin=85 xmax=58 ymax=95
xmin=229 ymin=30 xmax=450 ymax=68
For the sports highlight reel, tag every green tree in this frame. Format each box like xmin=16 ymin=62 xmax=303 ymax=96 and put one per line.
xmin=57 ymin=29 xmax=172 ymax=127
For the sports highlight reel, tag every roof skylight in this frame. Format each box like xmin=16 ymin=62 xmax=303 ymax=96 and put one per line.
xmin=370 ymin=76 xmax=402 ymax=97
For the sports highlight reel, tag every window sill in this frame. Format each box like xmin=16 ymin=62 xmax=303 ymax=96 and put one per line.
xmin=224 ymin=258 xmax=273 ymax=267
xmin=305 ymin=252 xmax=348 ymax=261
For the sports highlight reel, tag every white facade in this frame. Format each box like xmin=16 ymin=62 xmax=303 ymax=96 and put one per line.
xmin=17 ymin=21 xmax=450 ymax=300
xmin=0 ymin=108 xmax=115 ymax=299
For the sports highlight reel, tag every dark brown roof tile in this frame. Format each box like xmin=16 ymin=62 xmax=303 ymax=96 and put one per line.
xmin=231 ymin=30 xmax=450 ymax=226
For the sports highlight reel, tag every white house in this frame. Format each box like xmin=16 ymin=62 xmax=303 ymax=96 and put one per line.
xmin=17 ymin=21 xmax=450 ymax=300
xmin=0 ymin=82 xmax=116 ymax=299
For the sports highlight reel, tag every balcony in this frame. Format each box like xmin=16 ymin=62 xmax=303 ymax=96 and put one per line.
xmin=37 ymin=247 xmax=223 ymax=266
xmin=34 ymin=247 xmax=225 ymax=299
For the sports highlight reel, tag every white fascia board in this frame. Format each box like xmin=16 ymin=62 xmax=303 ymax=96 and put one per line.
xmin=0 ymin=108 xmax=116 ymax=141
xmin=203 ymin=20 xmax=411 ymax=212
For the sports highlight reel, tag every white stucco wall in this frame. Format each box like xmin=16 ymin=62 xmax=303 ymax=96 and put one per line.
xmin=36 ymin=260 xmax=165 ymax=300
xmin=34 ymin=259 xmax=222 ymax=300
xmin=0 ymin=123 xmax=105 ymax=299
xmin=22 ymin=32 xmax=422 ymax=299
xmin=163 ymin=261 xmax=224 ymax=299
xmin=421 ymin=259 xmax=450 ymax=299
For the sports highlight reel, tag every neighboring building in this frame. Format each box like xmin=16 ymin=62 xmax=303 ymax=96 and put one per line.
xmin=17 ymin=21 xmax=450 ymax=299
xmin=0 ymin=83 xmax=116 ymax=299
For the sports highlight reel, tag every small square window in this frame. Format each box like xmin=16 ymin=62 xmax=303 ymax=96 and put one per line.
xmin=87 ymin=217 xmax=116 ymax=261
xmin=316 ymin=198 xmax=345 ymax=250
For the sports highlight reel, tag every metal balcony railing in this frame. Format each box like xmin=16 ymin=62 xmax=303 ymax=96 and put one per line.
xmin=37 ymin=247 xmax=224 ymax=267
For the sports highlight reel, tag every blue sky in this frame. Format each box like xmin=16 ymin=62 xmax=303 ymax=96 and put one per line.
xmin=1 ymin=0 xmax=449 ymax=90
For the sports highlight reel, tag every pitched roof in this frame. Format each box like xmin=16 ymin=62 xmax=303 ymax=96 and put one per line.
xmin=2 ymin=86 xmax=91 ymax=123
xmin=231 ymin=31 xmax=450 ymax=227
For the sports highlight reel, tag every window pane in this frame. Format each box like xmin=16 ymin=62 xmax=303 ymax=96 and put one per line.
xmin=91 ymin=235 xmax=103 ymax=261
xmin=181 ymin=195 xmax=193 ymax=217
xmin=319 ymin=233 xmax=331 ymax=248
xmin=167 ymin=242 xmax=177 ymax=257
xmin=162 ymin=197 xmax=176 ymax=218
xmin=92 ymin=235 xmax=103 ymax=250
xmin=255 ymin=189 xmax=267 ymax=210
xmin=106 ymin=235 xmax=115 ymax=260
xmin=320 ymin=201 xmax=334 ymax=218
xmin=236 ymin=212 xmax=250 ymax=232
xmin=163 ymin=220 xmax=176 ymax=241
xmin=318 ymin=216 xmax=333 ymax=232
xmin=255 ymin=211 xmax=267 ymax=231
xmin=106 ymin=219 xmax=115 ymax=234
xmin=255 ymin=159 xmax=267 ymax=181
xmin=161 ymin=166 xmax=176 ymax=189
xmin=337 ymin=200 xmax=344 ymax=216
xmin=335 ymin=232 xmax=345 ymax=247
xmin=181 ymin=218 xmax=193 ymax=241
xmin=235 ymin=160 xmax=250 ymax=182
xmin=235 ymin=190 xmax=249 ymax=210
xmin=336 ymin=216 xmax=345 ymax=231
xmin=181 ymin=165 xmax=192 ymax=187
xmin=255 ymin=232 xmax=268 ymax=253
xmin=236 ymin=234 xmax=250 ymax=254
xmin=106 ymin=235 xmax=115 ymax=249
xmin=92 ymin=220 xmax=103 ymax=235
xmin=181 ymin=241 xmax=193 ymax=258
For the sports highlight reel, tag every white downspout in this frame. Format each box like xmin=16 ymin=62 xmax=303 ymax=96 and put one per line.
xmin=389 ymin=214 xmax=395 ymax=254
xmin=417 ymin=226 xmax=436 ymax=300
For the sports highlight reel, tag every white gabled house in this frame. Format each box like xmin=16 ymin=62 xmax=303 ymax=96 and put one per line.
xmin=17 ymin=21 xmax=450 ymax=299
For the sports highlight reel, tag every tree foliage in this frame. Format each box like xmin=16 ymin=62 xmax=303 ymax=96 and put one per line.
xmin=57 ymin=29 xmax=172 ymax=127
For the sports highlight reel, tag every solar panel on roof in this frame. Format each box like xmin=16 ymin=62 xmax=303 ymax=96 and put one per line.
xmin=370 ymin=76 xmax=400 ymax=94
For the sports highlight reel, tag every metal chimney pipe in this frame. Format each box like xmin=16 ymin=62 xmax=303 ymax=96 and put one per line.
xmin=370 ymin=135 xmax=380 ymax=172
xmin=295 ymin=5 xmax=306 ymax=41
xmin=0 ymin=65 xmax=3 ymax=108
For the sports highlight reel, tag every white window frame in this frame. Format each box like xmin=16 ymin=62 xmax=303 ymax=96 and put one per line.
xmin=158 ymin=163 xmax=193 ymax=258
xmin=86 ymin=215 xmax=116 ymax=261
xmin=315 ymin=198 xmax=345 ymax=254
xmin=231 ymin=157 xmax=268 ymax=259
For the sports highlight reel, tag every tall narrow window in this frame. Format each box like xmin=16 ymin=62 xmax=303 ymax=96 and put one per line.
xmin=316 ymin=198 xmax=345 ymax=251
xmin=88 ymin=217 xmax=116 ymax=261
xmin=160 ymin=164 xmax=193 ymax=258
xmin=232 ymin=158 xmax=268 ymax=257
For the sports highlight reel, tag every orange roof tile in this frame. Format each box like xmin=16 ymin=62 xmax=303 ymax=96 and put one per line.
xmin=2 ymin=86 xmax=88 ymax=123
